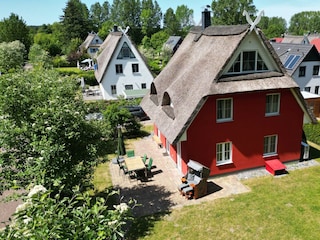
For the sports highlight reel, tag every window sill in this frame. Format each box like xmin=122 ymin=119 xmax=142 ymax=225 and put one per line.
xmin=265 ymin=113 xmax=279 ymax=117
xmin=216 ymin=119 xmax=233 ymax=123
xmin=216 ymin=160 xmax=233 ymax=166
xmin=263 ymin=153 xmax=278 ymax=159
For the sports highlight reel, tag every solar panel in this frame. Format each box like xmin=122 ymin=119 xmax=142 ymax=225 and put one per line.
xmin=284 ymin=55 xmax=301 ymax=69
xmin=284 ymin=55 xmax=294 ymax=67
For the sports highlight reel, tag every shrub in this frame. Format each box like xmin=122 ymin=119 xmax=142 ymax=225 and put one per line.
xmin=0 ymin=185 xmax=136 ymax=239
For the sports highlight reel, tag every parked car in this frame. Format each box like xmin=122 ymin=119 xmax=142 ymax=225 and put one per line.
xmin=124 ymin=105 xmax=150 ymax=121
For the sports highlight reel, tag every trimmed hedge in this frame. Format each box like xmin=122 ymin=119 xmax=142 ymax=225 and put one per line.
xmin=56 ymin=67 xmax=97 ymax=86
xmin=304 ymin=122 xmax=320 ymax=145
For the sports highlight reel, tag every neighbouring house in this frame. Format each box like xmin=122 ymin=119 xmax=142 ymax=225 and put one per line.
xmin=78 ymin=32 xmax=103 ymax=58
xmin=141 ymin=13 xmax=314 ymax=176
xmin=94 ymin=26 xmax=154 ymax=100
xmin=301 ymin=91 xmax=320 ymax=118
xmin=311 ymin=38 xmax=320 ymax=53
xmin=271 ymin=42 xmax=320 ymax=94
xmin=163 ymin=36 xmax=183 ymax=54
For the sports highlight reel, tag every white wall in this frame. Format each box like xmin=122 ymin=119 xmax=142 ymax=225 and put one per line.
xmin=99 ymin=34 xmax=153 ymax=100
xmin=292 ymin=61 xmax=320 ymax=94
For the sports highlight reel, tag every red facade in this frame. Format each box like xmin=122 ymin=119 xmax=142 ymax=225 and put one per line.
xmin=156 ymin=89 xmax=304 ymax=176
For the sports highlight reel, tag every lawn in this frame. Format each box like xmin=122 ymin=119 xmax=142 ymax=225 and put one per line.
xmin=94 ymin=122 xmax=320 ymax=239
xmin=128 ymin=164 xmax=320 ymax=240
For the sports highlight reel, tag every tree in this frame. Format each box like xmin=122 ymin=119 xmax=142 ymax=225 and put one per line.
xmin=0 ymin=70 xmax=101 ymax=195
xmin=163 ymin=8 xmax=180 ymax=35
xmin=289 ymin=11 xmax=320 ymax=35
xmin=176 ymin=5 xmax=194 ymax=36
xmin=258 ymin=16 xmax=287 ymax=39
xmin=211 ymin=0 xmax=257 ymax=25
xmin=102 ymin=100 xmax=141 ymax=138
xmin=0 ymin=13 xmax=31 ymax=52
xmin=33 ymin=32 xmax=62 ymax=56
xmin=0 ymin=40 xmax=25 ymax=73
xmin=60 ymin=0 xmax=92 ymax=41
xmin=111 ymin=0 xmax=143 ymax=43
xmin=28 ymin=44 xmax=52 ymax=69
xmin=89 ymin=1 xmax=111 ymax=31
xmin=140 ymin=0 xmax=162 ymax=37
xmin=150 ymin=30 xmax=169 ymax=52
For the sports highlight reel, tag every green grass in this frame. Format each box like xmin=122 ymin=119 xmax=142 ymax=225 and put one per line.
xmin=128 ymin=165 xmax=320 ymax=239
xmin=94 ymin=123 xmax=320 ymax=239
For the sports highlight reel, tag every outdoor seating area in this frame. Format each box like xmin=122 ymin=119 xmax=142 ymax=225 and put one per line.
xmin=116 ymin=150 xmax=155 ymax=182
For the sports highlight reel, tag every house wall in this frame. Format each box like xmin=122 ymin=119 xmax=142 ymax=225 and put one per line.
xmin=292 ymin=61 xmax=320 ymax=94
xmin=99 ymin=35 xmax=154 ymax=100
xmin=305 ymin=98 xmax=320 ymax=118
xmin=179 ymin=89 xmax=304 ymax=176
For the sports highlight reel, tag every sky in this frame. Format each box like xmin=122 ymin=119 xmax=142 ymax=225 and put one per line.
xmin=0 ymin=0 xmax=319 ymax=26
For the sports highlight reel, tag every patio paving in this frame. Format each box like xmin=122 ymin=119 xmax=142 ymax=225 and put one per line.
xmin=110 ymin=133 xmax=251 ymax=217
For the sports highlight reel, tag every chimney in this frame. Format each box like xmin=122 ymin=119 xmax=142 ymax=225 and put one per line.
xmin=202 ymin=7 xmax=211 ymax=29
xmin=113 ymin=25 xmax=118 ymax=32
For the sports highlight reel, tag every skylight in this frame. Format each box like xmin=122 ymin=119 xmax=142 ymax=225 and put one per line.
xmin=284 ymin=55 xmax=301 ymax=69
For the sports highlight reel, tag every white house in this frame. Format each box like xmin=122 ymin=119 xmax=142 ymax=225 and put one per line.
xmin=94 ymin=26 xmax=154 ymax=100
xmin=271 ymin=42 xmax=320 ymax=94
xmin=79 ymin=32 xmax=103 ymax=58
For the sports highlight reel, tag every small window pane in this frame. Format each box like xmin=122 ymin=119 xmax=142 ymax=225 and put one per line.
xmin=217 ymin=98 xmax=233 ymax=122
xmin=264 ymin=135 xmax=277 ymax=155
xmin=266 ymin=94 xmax=280 ymax=116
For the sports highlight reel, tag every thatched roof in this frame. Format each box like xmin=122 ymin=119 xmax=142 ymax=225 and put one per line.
xmin=79 ymin=32 xmax=102 ymax=51
xmin=141 ymin=24 xmax=311 ymax=145
xmin=94 ymin=31 xmax=122 ymax=83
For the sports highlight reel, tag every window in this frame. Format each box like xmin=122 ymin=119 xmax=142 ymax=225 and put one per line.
xmin=304 ymin=87 xmax=311 ymax=92
xmin=216 ymin=142 xmax=232 ymax=165
xmin=117 ymin=42 xmax=135 ymax=59
xmin=263 ymin=135 xmax=277 ymax=156
xmin=299 ymin=66 xmax=306 ymax=77
xmin=125 ymin=85 xmax=133 ymax=90
xmin=217 ymin=98 xmax=233 ymax=122
xmin=90 ymin=48 xmax=98 ymax=53
xmin=141 ymin=83 xmax=146 ymax=89
xmin=227 ymin=51 xmax=268 ymax=74
xmin=115 ymin=64 xmax=123 ymax=74
xmin=313 ymin=65 xmax=320 ymax=76
xmin=265 ymin=93 xmax=280 ymax=116
xmin=132 ymin=63 xmax=139 ymax=73
xmin=315 ymin=86 xmax=319 ymax=94
xmin=111 ymin=85 xmax=117 ymax=95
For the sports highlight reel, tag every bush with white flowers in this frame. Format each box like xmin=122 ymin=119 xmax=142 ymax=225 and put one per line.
xmin=0 ymin=186 xmax=135 ymax=239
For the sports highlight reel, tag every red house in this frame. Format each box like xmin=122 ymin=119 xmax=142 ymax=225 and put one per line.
xmin=141 ymin=22 xmax=314 ymax=176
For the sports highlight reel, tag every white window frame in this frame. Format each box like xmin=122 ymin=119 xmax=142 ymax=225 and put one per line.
xmin=265 ymin=93 xmax=280 ymax=116
xmin=227 ymin=50 xmax=268 ymax=74
xmin=216 ymin=142 xmax=232 ymax=166
xmin=263 ymin=135 xmax=278 ymax=156
xmin=217 ymin=98 xmax=233 ymax=122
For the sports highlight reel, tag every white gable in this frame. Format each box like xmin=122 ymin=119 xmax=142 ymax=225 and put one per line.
xmin=98 ymin=33 xmax=154 ymax=100
xmin=222 ymin=31 xmax=281 ymax=76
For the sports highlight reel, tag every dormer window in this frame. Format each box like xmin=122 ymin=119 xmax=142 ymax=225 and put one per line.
xmin=150 ymin=83 xmax=158 ymax=105
xmin=117 ymin=42 xmax=135 ymax=59
xmin=227 ymin=50 xmax=268 ymax=74
xmin=162 ymin=92 xmax=175 ymax=119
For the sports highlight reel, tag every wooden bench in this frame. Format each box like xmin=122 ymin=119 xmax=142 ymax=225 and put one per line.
xmin=152 ymin=135 xmax=163 ymax=148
